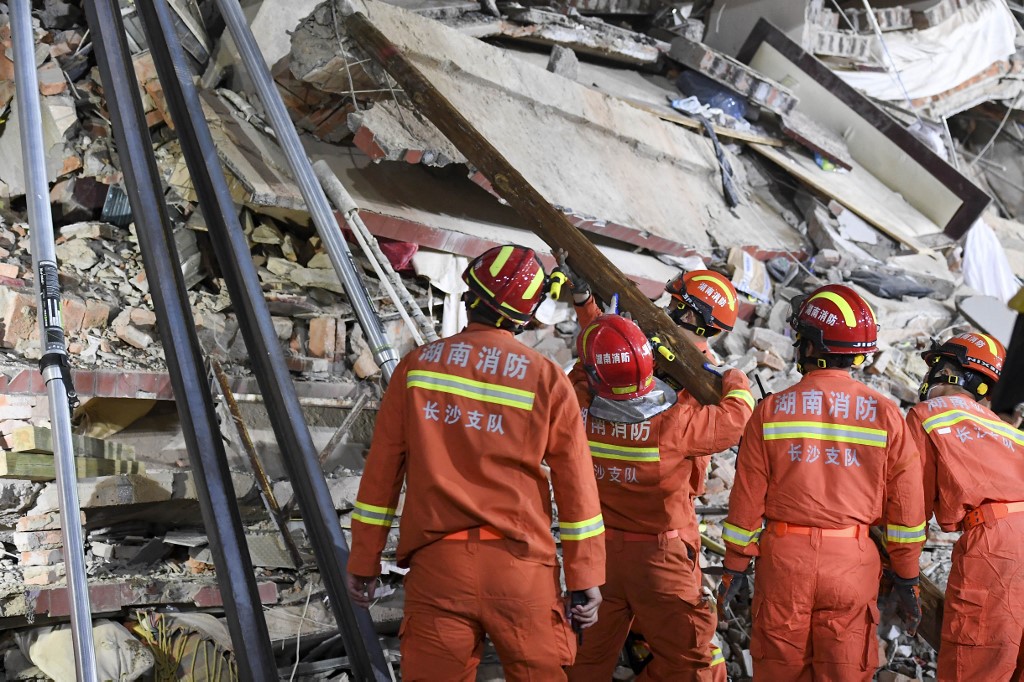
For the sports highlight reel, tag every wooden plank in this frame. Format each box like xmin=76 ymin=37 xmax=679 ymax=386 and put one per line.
xmin=0 ymin=452 xmax=145 ymax=482
xmin=750 ymin=143 xmax=938 ymax=255
xmin=343 ymin=8 xmax=723 ymax=404
xmin=598 ymin=89 xmax=785 ymax=147
xmin=3 ymin=426 xmax=136 ymax=460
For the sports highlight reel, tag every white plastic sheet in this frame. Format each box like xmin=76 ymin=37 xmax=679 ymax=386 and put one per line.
xmin=963 ymin=218 xmax=1020 ymax=303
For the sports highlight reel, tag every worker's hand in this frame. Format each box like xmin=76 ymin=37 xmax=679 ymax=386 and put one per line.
xmin=891 ymin=574 xmax=922 ymax=636
xmin=570 ymin=586 xmax=603 ymax=629
xmin=555 ymin=249 xmax=592 ymax=304
xmin=346 ymin=572 xmax=377 ymax=609
xmin=716 ymin=567 xmax=748 ymax=618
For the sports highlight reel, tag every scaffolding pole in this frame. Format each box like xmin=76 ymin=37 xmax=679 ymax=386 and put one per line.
xmin=135 ymin=2 xmax=394 ymax=678
xmin=10 ymin=2 xmax=97 ymax=678
xmin=214 ymin=0 xmax=400 ymax=386
xmin=83 ymin=2 xmax=276 ymax=678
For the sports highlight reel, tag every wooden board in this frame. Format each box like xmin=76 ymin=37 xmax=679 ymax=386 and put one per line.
xmin=603 ymin=90 xmax=785 ymax=147
xmin=3 ymin=426 xmax=136 ymax=460
xmin=0 ymin=452 xmax=145 ymax=482
xmin=751 ymin=143 xmax=939 ymax=255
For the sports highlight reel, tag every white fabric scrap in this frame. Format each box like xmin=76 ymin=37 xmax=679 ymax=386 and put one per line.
xmin=412 ymin=250 xmax=469 ymax=338
xmin=834 ymin=0 xmax=1016 ymax=101
xmin=963 ymin=218 xmax=1020 ymax=303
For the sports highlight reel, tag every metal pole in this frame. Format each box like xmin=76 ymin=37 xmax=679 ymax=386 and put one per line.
xmin=213 ymin=0 xmax=400 ymax=386
xmin=83 ymin=2 xmax=276 ymax=678
xmin=10 ymin=3 xmax=97 ymax=678
xmin=313 ymin=160 xmax=438 ymax=346
xmin=135 ymin=2 xmax=393 ymax=679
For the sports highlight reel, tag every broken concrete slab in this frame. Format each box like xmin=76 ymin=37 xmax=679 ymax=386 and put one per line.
xmin=291 ymin=0 xmax=807 ymax=258
xmin=957 ymin=294 xmax=1017 ymax=347
xmin=501 ymin=7 xmax=664 ymax=66
xmin=738 ymin=19 xmax=990 ymax=241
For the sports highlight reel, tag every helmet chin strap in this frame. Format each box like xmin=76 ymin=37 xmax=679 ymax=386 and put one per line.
xmin=670 ymin=305 xmax=719 ymax=338
xmin=918 ymin=363 xmax=989 ymax=402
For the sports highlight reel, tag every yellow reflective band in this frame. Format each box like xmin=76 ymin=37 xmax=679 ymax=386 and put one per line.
xmin=611 ymin=384 xmax=639 ymax=395
xmin=923 ymin=410 xmax=1024 ymax=446
xmin=407 ymin=370 xmax=535 ymax=411
xmin=863 ymin=299 xmax=877 ymax=326
xmin=560 ymin=514 xmax=605 ymax=541
xmin=589 ymin=441 xmax=660 ymax=462
xmin=725 ymin=389 xmax=755 ymax=411
xmin=354 ymin=501 xmax=397 ymax=515
xmin=722 ymin=522 xmax=762 ymax=547
xmin=523 ymin=269 xmax=544 ymax=300
xmin=693 ymin=274 xmax=736 ymax=310
xmin=886 ymin=522 xmax=926 ymax=544
xmin=808 ymin=291 xmax=856 ymax=327
xmin=469 ymin=268 xmax=496 ymax=297
xmin=762 ymin=421 xmax=888 ymax=447
xmin=352 ymin=501 xmax=396 ymax=527
xmin=490 ymin=245 xmax=514 ymax=277
xmin=980 ymin=333 xmax=999 ymax=356
xmin=581 ymin=322 xmax=599 ymax=355
xmin=711 ymin=648 xmax=725 ymax=666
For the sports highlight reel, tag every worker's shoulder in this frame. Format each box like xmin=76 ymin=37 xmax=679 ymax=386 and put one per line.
xmin=403 ymin=329 xmax=567 ymax=381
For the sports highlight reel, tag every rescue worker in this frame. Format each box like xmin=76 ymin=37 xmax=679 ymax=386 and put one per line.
xmin=906 ymin=331 xmax=1024 ymax=681
xmin=719 ymin=284 xmax=926 ymax=681
xmin=557 ymin=257 xmax=744 ymax=676
xmin=346 ymin=244 xmax=606 ymax=681
xmin=562 ymin=261 xmax=740 ymax=498
xmin=566 ymin=313 xmax=754 ymax=681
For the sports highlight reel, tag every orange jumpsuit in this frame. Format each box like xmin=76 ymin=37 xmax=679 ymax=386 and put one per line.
xmin=907 ymin=396 xmax=1024 ymax=682
xmin=574 ymin=297 xmax=723 ymax=498
xmin=724 ymin=369 xmax=925 ymax=681
xmin=565 ymin=361 xmax=754 ymax=681
xmin=350 ymin=323 xmax=606 ymax=681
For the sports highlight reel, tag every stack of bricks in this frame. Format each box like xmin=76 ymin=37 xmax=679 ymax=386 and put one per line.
xmin=843 ymin=6 xmax=913 ymax=33
xmin=668 ymin=37 xmax=798 ymax=116
xmin=811 ymin=30 xmax=876 ymax=62
xmin=13 ymin=511 xmax=84 ymax=586
xmin=913 ymin=0 xmax=979 ymax=29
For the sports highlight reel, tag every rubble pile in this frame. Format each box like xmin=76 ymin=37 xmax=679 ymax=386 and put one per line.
xmin=0 ymin=0 xmax=1020 ymax=679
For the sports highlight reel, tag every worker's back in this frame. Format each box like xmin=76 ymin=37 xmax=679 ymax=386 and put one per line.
xmin=908 ymin=396 xmax=1024 ymax=530
xmin=732 ymin=368 xmax=912 ymax=530
xmin=382 ymin=322 xmax=594 ymax=568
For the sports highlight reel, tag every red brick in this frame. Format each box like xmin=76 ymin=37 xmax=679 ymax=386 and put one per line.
xmin=20 ymin=548 xmax=65 ymax=566
xmin=24 ymin=564 xmax=64 ymax=585
xmin=62 ymin=297 xmax=87 ymax=334
xmin=16 ymin=511 xmax=85 ymax=532
xmin=0 ymin=263 xmax=18 ymax=279
xmin=82 ymin=299 xmax=112 ymax=330
xmin=14 ymin=530 xmax=65 ymax=551
xmin=308 ymin=317 xmax=336 ymax=359
xmin=2 ymin=290 xmax=37 ymax=349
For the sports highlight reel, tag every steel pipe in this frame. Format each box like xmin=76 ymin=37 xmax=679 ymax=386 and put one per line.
xmin=213 ymin=0 xmax=400 ymax=385
xmin=136 ymin=2 xmax=393 ymax=679
xmin=83 ymin=2 xmax=276 ymax=678
xmin=10 ymin=2 xmax=97 ymax=678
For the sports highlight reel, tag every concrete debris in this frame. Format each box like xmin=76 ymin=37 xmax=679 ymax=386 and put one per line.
xmin=0 ymin=0 xmax=1018 ymax=678
xmin=501 ymin=7 xmax=664 ymax=66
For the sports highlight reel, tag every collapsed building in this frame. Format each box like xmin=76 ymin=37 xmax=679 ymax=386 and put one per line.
xmin=0 ymin=0 xmax=1021 ymax=679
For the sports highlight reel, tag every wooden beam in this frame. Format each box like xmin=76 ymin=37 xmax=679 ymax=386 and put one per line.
xmin=0 ymin=452 xmax=144 ymax=482
xmin=341 ymin=9 xmax=722 ymax=404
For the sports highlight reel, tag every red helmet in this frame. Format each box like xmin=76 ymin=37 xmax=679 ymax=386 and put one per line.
xmin=462 ymin=245 xmax=546 ymax=326
xmin=791 ymin=284 xmax=878 ymax=354
xmin=665 ymin=270 xmax=738 ymax=334
xmin=578 ymin=314 xmax=655 ymax=400
xmin=923 ymin=332 xmax=1005 ymax=384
